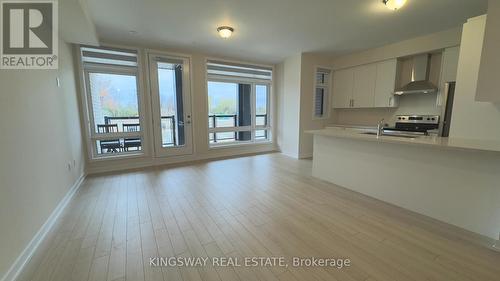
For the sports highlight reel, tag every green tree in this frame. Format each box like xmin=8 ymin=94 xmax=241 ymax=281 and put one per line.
xmin=211 ymin=98 xmax=236 ymax=115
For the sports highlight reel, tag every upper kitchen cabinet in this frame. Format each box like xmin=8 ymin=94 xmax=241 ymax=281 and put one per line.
xmin=374 ymin=59 xmax=399 ymax=108
xmin=352 ymin=64 xmax=377 ymax=108
xmin=332 ymin=59 xmax=399 ymax=108
xmin=332 ymin=68 xmax=354 ymax=108
xmin=476 ymin=0 xmax=500 ymax=102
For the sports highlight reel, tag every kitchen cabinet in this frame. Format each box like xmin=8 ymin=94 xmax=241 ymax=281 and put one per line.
xmin=332 ymin=68 xmax=354 ymax=108
xmin=374 ymin=59 xmax=398 ymax=108
xmin=476 ymin=0 xmax=500 ymax=102
xmin=332 ymin=59 xmax=398 ymax=108
xmin=352 ymin=64 xmax=377 ymax=108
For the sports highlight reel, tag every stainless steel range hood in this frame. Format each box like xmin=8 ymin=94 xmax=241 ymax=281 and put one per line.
xmin=394 ymin=54 xmax=438 ymax=95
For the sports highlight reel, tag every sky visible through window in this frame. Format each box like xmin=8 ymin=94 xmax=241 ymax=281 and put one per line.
xmin=208 ymin=81 xmax=267 ymax=115
xmin=158 ymin=65 xmax=177 ymax=117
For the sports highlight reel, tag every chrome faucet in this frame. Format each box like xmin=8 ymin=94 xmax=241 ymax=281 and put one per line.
xmin=377 ymin=118 xmax=385 ymax=137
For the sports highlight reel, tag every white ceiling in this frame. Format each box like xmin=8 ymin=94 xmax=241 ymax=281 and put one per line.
xmin=85 ymin=0 xmax=488 ymax=63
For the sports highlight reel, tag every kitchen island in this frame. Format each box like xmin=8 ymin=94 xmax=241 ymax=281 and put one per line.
xmin=308 ymin=127 xmax=500 ymax=241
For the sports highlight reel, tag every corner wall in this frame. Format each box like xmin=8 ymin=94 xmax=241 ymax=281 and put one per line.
xmin=298 ymin=53 xmax=336 ymax=158
xmin=276 ymin=55 xmax=302 ymax=158
xmin=450 ymin=15 xmax=500 ymax=140
xmin=0 ymin=40 xmax=86 ymax=277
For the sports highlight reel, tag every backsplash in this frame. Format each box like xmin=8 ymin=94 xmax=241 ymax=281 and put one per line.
xmin=332 ymin=93 xmax=441 ymax=126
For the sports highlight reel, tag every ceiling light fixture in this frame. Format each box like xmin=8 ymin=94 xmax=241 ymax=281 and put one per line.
xmin=383 ymin=0 xmax=407 ymax=10
xmin=217 ymin=26 xmax=234 ymax=39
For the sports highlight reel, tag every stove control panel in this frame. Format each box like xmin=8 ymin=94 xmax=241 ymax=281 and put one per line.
xmin=396 ymin=115 xmax=440 ymax=124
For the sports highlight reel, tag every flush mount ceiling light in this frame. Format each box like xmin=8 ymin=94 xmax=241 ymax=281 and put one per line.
xmin=217 ymin=26 xmax=234 ymax=39
xmin=383 ymin=0 xmax=407 ymax=10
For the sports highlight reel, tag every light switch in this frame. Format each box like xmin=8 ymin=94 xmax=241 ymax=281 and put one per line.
xmin=56 ymin=77 xmax=60 ymax=87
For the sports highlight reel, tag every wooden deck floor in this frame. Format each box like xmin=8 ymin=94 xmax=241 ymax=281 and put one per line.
xmin=20 ymin=153 xmax=500 ymax=281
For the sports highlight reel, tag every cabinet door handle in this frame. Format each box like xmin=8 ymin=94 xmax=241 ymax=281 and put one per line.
xmin=389 ymin=96 xmax=393 ymax=106
xmin=351 ymin=99 xmax=354 ymax=107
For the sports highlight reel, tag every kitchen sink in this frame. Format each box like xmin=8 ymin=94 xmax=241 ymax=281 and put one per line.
xmin=361 ymin=132 xmax=417 ymax=139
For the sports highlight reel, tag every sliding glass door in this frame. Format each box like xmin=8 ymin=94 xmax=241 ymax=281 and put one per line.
xmin=148 ymin=54 xmax=193 ymax=157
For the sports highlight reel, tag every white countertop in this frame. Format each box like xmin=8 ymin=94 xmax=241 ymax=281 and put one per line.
xmin=326 ymin=124 xmax=378 ymax=130
xmin=307 ymin=127 xmax=500 ymax=153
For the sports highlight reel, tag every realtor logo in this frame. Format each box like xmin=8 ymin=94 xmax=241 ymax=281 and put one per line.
xmin=1 ymin=0 xmax=58 ymax=69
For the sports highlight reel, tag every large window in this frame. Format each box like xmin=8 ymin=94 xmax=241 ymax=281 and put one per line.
xmin=206 ymin=60 xmax=272 ymax=146
xmin=80 ymin=46 xmax=143 ymax=158
xmin=314 ymin=67 xmax=331 ymax=119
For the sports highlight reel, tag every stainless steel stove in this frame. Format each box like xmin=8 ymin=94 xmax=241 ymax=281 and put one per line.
xmin=384 ymin=115 xmax=440 ymax=136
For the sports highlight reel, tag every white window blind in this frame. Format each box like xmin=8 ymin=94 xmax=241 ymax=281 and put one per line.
xmin=81 ymin=46 xmax=138 ymax=67
xmin=314 ymin=68 xmax=331 ymax=118
xmin=315 ymin=88 xmax=325 ymax=116
xmin=207 ymin=60 xmax=272 ymax=80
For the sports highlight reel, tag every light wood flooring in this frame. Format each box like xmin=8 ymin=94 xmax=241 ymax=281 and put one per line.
xmin=20 ymin=153 xmax=500 ymax=281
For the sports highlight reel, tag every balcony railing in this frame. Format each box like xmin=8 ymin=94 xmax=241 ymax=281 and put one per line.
xmin=160 ymin=115 xmax=176 ymax=146
xmin=101 ymin=115 xmax=177 ymax=150
xmin=97 ymin=114 xmax=268 ymax=152
xmin=208 ymin=114 xmax=268 ymax=143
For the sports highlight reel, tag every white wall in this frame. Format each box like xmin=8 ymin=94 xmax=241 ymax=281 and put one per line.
xmin=0 ymin=40 xmax=85 ymax=276
xmin=450 ymin=15 xmax=500 ymax=140
xmin=331 ymin=27 xmax=462 ymax=70
xmin=275 ymin=52 xmax=337 ymax=158
xmin=476 ymin=0 xmax=500 ymax=102
xmin=298 ymin=53 xmax=335 ymax=158
xmin=276 ymin=55 xmax=302 ymax=158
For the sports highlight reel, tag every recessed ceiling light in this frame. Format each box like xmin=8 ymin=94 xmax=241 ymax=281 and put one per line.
xmin=217 ymin=26 xmax=234 ymax=39
xmin=383 ymin=0 xmax=407 ymax=10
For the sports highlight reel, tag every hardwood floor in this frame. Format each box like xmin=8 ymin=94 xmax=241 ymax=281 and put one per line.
xmin=20 ymin=153 xmax=500 ymax=281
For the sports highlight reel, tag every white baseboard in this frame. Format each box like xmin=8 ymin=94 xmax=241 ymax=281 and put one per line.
xmin=493 ymin=234 xmax=500 ymax=252
xmin=492 ymin=243 xmax=500 ymax=252
xmin=87 ymin=145 xmax=278 ymax=174
xmin=1 ymin=174 xmax=86 ymax=281
xmin=299 ymin=152 xmax=313 ymax=159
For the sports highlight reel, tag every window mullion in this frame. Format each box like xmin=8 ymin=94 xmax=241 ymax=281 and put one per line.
xmin=251 ymin=82 xmax=256 ymax=142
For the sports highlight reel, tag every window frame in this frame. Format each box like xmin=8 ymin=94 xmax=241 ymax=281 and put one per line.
xmin=206 ymin=69 xmax=272 ymax=148
xmin=78 ymin=46 xmax=147 ymax=160
xmin=312 ymin=66 xmax=332 ymax=120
